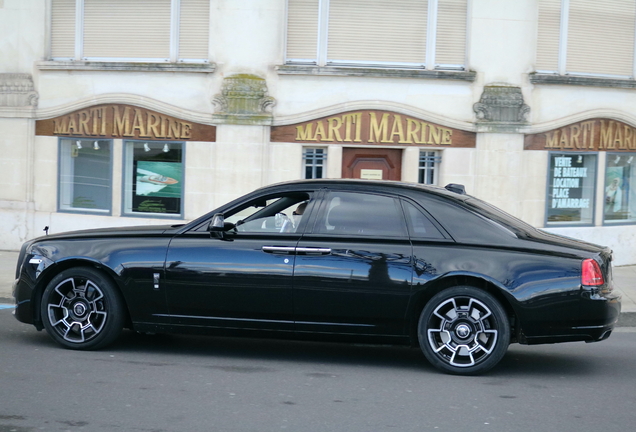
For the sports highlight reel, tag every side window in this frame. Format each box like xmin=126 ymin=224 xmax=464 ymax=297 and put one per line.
xmin=403 ymin=201 xmax=445 ymax=240
xmin=225 ymin=194 xmax=311 ymax=234
xmin=315 ymin=192 xmax=407 ymax=237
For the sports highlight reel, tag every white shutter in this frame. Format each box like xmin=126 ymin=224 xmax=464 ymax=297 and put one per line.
xmin=286 ymin=0 xmax=320 ymax=61
xmin=83 ymin=0 xmax=171 ymax=60
xmin=435 ymin=0 xmax=467 ymax=66
xmin=179 ymin=0 xmax=210 ymax=60
xmin=327 ymin=0 xmax=428 ymax=65
xmin=536 ymin=0 xmax=560 ymax=72
xmin=51 ymin=0 xmax=76 ymax=59
xmin=567 ymin=0 xmax=635 ymax=76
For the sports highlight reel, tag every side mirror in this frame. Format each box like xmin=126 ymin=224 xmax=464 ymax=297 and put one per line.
xmin=208 ymin=213 xmax=225 ymax=232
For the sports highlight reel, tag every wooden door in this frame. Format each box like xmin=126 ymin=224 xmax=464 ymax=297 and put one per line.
xmin=342 ymin=148 xmax=402 ymax=181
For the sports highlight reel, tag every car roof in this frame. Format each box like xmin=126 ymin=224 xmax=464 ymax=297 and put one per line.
xmin=257 ymin=178 xmax=470 ymax=201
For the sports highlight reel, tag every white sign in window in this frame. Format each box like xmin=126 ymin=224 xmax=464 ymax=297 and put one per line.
xmin=546 ymin=153 xmax=597 ymax=226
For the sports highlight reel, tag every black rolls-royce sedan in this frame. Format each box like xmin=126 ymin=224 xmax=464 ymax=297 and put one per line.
xmin=13 ymin=180 xmax=621 ymax=375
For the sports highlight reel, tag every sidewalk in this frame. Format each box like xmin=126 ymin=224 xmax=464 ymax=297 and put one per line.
xmin=1 ymin=250 xmax=634 ymax=323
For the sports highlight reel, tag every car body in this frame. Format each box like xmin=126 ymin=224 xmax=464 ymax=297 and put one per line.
xmin=13 ymin=179 xmax=621 ymax=374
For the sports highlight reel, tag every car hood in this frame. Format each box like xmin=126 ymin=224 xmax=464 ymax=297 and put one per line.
xmin=31 ymin=224 xmax=182 ymax=242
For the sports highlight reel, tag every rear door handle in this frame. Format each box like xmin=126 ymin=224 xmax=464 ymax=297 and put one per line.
xmin=295 ymin=247 xmax=331 ymax=255
xmin=262 ymin=246 xmax=296 ymax=254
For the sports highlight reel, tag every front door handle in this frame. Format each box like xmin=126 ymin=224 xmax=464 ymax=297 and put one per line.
xmin=262 ymin=246 xmax=296 ymax=254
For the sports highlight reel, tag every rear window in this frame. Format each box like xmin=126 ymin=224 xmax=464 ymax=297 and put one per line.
xmin=463 ymin=198 xmax=536 ymax=237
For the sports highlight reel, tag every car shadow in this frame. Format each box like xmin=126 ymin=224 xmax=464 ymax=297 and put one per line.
xmin=6 ymin=312 xmax=609 ymax=378
xmin=104 ymin=329 xmax=602 ymax=377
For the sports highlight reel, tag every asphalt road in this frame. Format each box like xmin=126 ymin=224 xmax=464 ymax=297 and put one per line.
xmin=2 ymin=308 xmax=636 ymax=432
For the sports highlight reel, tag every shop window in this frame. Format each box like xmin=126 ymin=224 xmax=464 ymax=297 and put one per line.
xmin=59 ymin=139 xmax=112 ymax=213
xmin=537 ymin=0 xmax=636 ymax=77
xmin=604 ymin=153 xmax=636 ymax=224
xmin=546 ymin=153 xmax=597 ymax=226
xmin=303 ymin=148 xmax=326 ymax=179
xmin=50 ymin=0 xmax=209 ymax=62
xmin=286 ymin=0 xmax=467 ymax=69
xmin=123 ymin=141 xmax=184 ymax=217
xmin=419 ymin=151 xmax=441 ymax=185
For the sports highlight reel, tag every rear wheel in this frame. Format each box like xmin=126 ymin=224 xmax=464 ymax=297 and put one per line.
xmin=418 ymin=286 xmax=510 ymax=375
xmin=41 ymin=267 xmax=125 ymax=350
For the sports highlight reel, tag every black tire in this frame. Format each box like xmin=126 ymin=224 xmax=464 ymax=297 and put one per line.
xmin=418 ymin=286 xmax=510 ymax=375
xmin=40 ymin=267 xmax=125 ymax=350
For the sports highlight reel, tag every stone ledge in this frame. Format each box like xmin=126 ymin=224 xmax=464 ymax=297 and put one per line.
xmin=36 ymin=61 xmax=216 ymax=73
xmin=276 ymin=64 xmax=476 ymax=81
xmin=530 ymin=73 xmax=636 ymax=89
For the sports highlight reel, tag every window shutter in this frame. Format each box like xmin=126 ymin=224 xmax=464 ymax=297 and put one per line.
xmin=286 ymin=0 xmax=320 ymax=61
xmin=327 ymin=0 xmax=428 ymax=65
xmin=567 ymin=0 xmax=636 ymax=76
xmin=51 ymin=0 xmax=76 ymax=59
xmin=536 ymin=0 xmax=561 ymax=72
xmin=435 ymin=0 xmax=467 ymax=67
xmin=179 ymin=0 xmax=210 ymax=60
xmin=83 ymin=0 xmax=172 ymax=60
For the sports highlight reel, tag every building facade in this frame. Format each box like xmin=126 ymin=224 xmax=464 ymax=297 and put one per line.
xmin=2 ymin=0 xmax=636 ymax=264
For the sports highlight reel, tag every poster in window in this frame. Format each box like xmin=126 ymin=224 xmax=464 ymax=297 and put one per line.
xmin=546 ymin=153 xmax=596 ymax=225
xmin=127 ymin=141 xmax=184 ymax=215
xmin=604 ymin=153 xmax=636 ymax=223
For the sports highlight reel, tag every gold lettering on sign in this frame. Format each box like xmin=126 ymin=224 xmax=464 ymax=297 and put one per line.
xmin=406 ymin=118 xmax=420 ymax=143
xmin=545 ymin=130 xmax=559 ymax=148
xmin=113 ymin=106 xmax=132 ymax=137
xmin=327 ymin=117 xmax=343 ymax=142
xmin=582 ymin=121 xmax=595 ymax=149
xmin=53 ymin=117 xmax=69 ymax=135
xmin=389 ymin=115 xmax=405 ymax=143
xmin=369 ymin=112 xmax=391 ymax=143
xmin=342 ymin=112 xmax=362 ymax=142
xmin=528 ymin=118 xmax=636 ymax=151
xmin=296 ymin=123 xmax=313 ymax=141
xmin=600 ymin=120 xmax=614 ymax=150
xmin=36 ymin=104 xmax=215 ymax=142
xmin=286 ymin=111 xmax=462 ymax=146
xmin=570 ymin=124 xmax=581 ymax=149
xmin=626 ymin=125 xmax=635 ymax=150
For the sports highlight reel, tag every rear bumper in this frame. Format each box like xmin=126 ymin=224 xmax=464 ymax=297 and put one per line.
xmin=524 ymin=288 xmax=621 ymax=345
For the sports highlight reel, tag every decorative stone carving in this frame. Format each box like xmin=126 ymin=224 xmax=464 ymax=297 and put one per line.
xmin=213 ymin=74 xmax=275 ymax=125
xmin=473 ymin=85 xmax=529 ymax=123
xmin=0 ymin=73 xmax=38 ymax=107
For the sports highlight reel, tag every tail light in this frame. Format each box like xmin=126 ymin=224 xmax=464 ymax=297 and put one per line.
xmin=582 ymin=259 xmax=604 ymax=286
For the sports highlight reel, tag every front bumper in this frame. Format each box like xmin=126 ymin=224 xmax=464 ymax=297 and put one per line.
xmin=13 ymin=276 xmax=35 ymax=324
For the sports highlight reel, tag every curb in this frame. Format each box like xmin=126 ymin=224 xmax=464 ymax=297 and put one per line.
xmin=617 ymin=312 xmax=636 ymax=327
xmin=2 ymin=297 xmax=636 ymax=327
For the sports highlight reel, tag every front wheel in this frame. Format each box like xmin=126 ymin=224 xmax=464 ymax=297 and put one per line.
xmin=418 ymin=286 xmax=510 ymax=375
xmin=41 ymin=267 xmax=125 ymax=350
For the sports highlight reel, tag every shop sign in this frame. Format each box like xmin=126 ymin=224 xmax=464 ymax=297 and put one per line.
xmin=36 ymin=104 xmax=216 ymax=141
xmin=271 ymin=110 xmax=476 ymax=147
xmin=525 ymin=119 xmax=636 ymax=151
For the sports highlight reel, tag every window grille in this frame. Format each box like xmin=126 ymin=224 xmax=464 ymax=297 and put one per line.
xmin=419 ymin=151 xmax=441 ymax=185
xmin=303 ymin=148 xmax=327 ymax=179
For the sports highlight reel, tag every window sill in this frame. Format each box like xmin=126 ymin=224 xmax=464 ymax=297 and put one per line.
xmin=276 ymin=64 xmax=476 ymax=81
xmin=36 ymin=61 xmax=216 ymax=74
xmin=530 ymin=73 xmax=636 ymax=89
